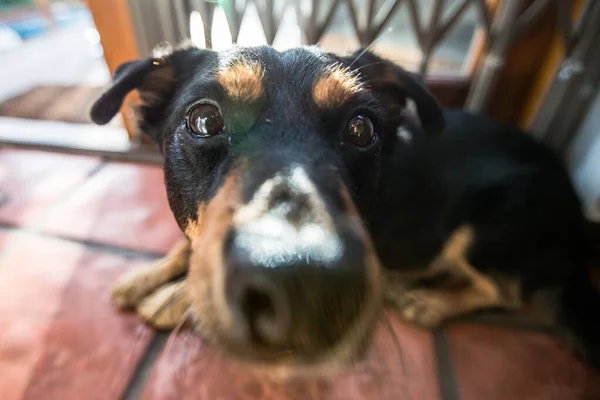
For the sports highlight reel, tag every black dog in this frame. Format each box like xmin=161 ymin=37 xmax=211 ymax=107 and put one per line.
xmin=91 ymin=45 xmax=600 ymax=376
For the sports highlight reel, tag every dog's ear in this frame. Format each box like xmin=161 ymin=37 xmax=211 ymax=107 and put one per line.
xmin=90 ymin=56 xmax=177 ymax=125
xmin=344 ymin=50 xmax=445 ymax=135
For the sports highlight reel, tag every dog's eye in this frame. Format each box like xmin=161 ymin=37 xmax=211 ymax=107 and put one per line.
xmin=186 ymin=103 xmax=225 ymax=137
xmin=344 ymin=115 xmax=375 ymax=147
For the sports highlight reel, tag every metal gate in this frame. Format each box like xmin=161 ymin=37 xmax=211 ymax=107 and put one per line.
xmin=125 ymin=0 xmax=599 ymax=150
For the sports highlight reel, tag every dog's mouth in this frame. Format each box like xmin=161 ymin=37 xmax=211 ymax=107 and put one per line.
xmin=186 ymin=165 xmax=382 ymax=376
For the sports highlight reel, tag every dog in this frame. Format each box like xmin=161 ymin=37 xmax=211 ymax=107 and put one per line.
xmin=90 ymin=44 xmax=600 ymax=377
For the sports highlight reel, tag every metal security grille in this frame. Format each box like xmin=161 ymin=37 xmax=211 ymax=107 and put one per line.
xmin=126 ymin=0 xmax=593 ymax=141
xmin=529 ymin=1 xmax=600 ymax=149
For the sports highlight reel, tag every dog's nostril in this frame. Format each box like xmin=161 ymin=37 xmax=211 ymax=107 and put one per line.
xmin=237 ymin=282 xmax=290 ymax=347
xmin=270 ymin=186 xmax=294 ymax=207
xmin=269 ymin=186 xmax=310 ymax=224
xmin=242 ymin=288 xmax=274 ymax=338
xmin=242 ymin=287 xmax=275 ymax=321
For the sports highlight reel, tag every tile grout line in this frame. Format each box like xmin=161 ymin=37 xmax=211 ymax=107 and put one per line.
xmin=454 ymin=314 xmax=559 ymax=335
xmin=0 ymin=160 xmax=168 ymax=262
xmin=30 ymin=160 xmax=107 ymax=231
xmin=40 ymin=159 xmax=169 ymax=397
xmin=0 ymin=161 xmax=107 ymax=264
xmin=120 ymin=333 xmax=169 ymax=400
xmin=433 ymin=328 xmax=461 ymax=400
xmin=0 ymin=155 xmax=171 ymax=398
xmin=0 ymin=222 xmax=165 ymax=260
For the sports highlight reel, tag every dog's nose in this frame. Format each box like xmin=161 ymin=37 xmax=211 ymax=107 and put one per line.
xmin=224 ymin=238 xmax=292 ymax=348
xmin=223 ymin=228 xmax=368 ymax=355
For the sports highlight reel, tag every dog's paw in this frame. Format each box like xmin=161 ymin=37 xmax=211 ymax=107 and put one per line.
xmin=137 ymin=281 xmax=190 ymax=329
xmin=111 ymin=266 xmax=159 ymax=308
xmin=394 ymin=289 xmax=451 ymax=328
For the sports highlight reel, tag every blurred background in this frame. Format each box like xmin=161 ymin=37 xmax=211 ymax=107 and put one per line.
xmin=0 ymin=2 xmax=599 ymax=398
xmin=0 ymin=0 xmax=598 ymax=218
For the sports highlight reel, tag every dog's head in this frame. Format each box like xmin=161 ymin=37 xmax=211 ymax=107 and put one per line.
xmin=92 ymin=45 xmax=443 ymax=376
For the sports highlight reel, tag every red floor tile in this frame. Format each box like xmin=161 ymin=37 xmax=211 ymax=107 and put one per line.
xmin=40 ymin=162 xmax=183 ymax=253
xmin=0 ymin=231 xmax=85 ymax=400
xmin=141 ymin=310 xmax=439 ymax=400
xmin=0 ymin=149 xmax=101 ymax=226
xmin=446 ymin=324 xmax=600 ymax=400
xmin=0 ymin=230 xmax=154 ymax=400
xmin=22 ymin=244 xmax=155 ymax=400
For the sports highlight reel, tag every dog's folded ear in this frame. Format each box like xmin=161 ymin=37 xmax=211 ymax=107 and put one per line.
xmin=344 ymin=50 xmax=445 ymax=135
xmin=90 ymin=56 xmax=176 ymax=125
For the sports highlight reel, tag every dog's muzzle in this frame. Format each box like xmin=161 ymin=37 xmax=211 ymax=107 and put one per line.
xmin=220 ymin=165 xmax=372 ymax=358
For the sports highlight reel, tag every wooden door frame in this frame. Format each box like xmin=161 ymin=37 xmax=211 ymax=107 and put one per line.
xmin=86 ymin=0 xmax=140 ymax=140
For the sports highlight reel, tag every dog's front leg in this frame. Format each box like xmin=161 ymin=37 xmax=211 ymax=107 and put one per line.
xmin=385 ymin=226 xmax=521 ymax=328
xmin=112 ymin=239 xmax=190 ymax=308
xmin=136 ymin=280 xmax=190 ymax=329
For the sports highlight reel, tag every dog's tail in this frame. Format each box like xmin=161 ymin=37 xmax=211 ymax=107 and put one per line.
xmin=558 ymin=220 xmax=600 ymax=369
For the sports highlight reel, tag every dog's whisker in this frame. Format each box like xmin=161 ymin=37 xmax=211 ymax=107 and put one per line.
xmin=352 ymin=60 xmax=391 ymax=73
xmin=168 ymin=306 xmax=192 ymax=346
xmin=146 ymin=282 xmax=186 ymax=327
xmin=349 ymin=34 xmax=388 ymax=68
xmin=381 ymin=311 xmax=408 ymax=385
xmin=359 ymin=78 xmax=402 ymax=86
xmin=165 ymin=306 xmax=193 ymax=380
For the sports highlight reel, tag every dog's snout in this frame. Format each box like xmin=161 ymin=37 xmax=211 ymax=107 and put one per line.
xmin=206 ymin=164 xmax=379 ymax=360
xmin=222 ymin=228 xmax=368 ymax=356
xmin=225 ymin=239 xmax=292 ymax=348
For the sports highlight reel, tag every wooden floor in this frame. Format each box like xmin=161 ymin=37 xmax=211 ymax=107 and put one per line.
xmin=1 ymin=148 xmax=599 ymax=400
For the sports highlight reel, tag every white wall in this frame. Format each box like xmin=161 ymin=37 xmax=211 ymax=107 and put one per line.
xmin=568 ymin=92 xmax=600 ymax=222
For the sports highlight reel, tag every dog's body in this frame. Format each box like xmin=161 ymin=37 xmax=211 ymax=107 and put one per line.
xmin=91 ymin=45 xmax=600 ymax=377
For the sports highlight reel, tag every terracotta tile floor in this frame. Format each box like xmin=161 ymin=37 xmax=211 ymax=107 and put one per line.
xmin=1 ymin=148 xmax=599 ymax=400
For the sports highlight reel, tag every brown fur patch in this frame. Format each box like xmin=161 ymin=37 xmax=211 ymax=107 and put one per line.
xmin=184 ymin=203 xmax=206 ymax=240
xmin=218 ymin=59 xmax=264 ymax=102
xmin=386 ymin=225 xmax=522 ymax=327
xmin=139 ymin=65 xmax=176 ymax=106
xmin=188 ymin=172 xmax=242 ymax=343
xmin=312 ymin=64 xmax=364 ymax=109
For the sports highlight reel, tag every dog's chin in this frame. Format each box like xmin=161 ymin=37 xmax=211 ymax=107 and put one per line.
xmin=186 ymin=246 xmax=383 ymax=381
xmin=187 ymin=306 xmax=380 ymax=382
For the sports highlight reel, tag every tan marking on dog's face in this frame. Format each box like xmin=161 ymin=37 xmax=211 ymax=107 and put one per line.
xmin=312 ymin=64 xmax=364 ymax=109
xmin=218 ymin=59 xmax=264 ymax=102
xmin=187 ymin=173 xmax=242 ymax=344
xmin=184 ymin=203 xmax=206 ymax=240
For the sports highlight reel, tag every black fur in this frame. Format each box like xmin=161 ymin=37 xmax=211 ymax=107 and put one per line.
xmin=91 ymin=46 xmax=600 ymax=369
